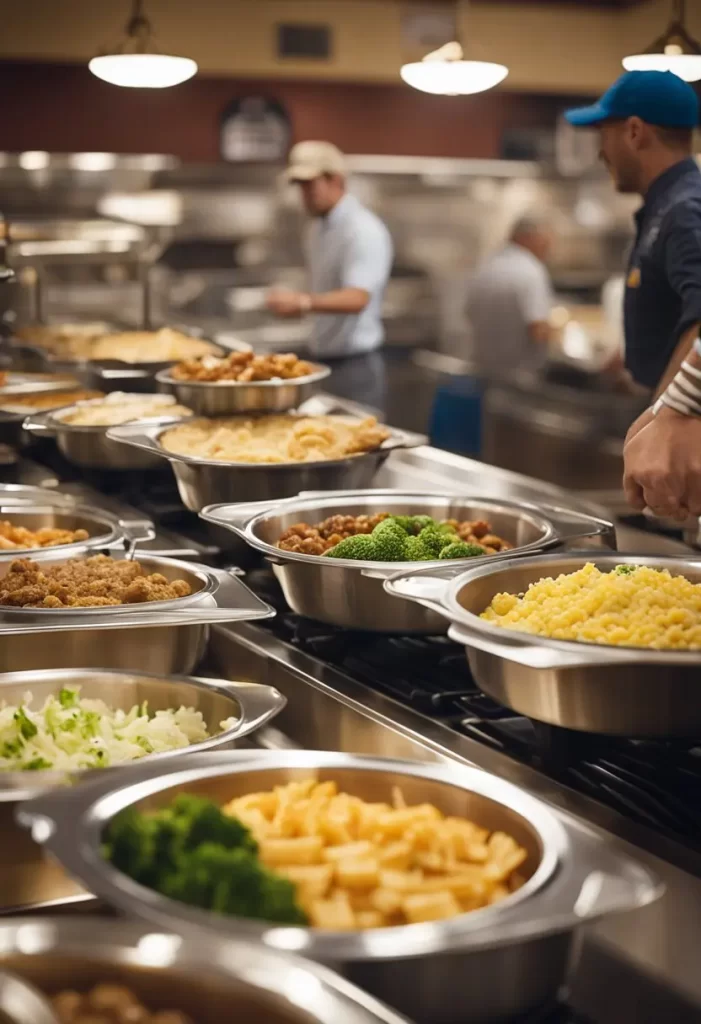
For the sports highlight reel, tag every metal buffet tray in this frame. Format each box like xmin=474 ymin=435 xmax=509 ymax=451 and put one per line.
xmin=20 ymin=750 xmax=660 ymax=1024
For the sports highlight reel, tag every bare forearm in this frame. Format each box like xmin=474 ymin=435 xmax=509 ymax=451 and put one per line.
xmin=653 ymin=322 xmax=700 ymax=398
xmin=309 ymin=287 xmax=369 ymax=315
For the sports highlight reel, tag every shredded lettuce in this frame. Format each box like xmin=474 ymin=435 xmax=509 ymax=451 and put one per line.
xmin=0 ymin=686 xmax=237 ymax=772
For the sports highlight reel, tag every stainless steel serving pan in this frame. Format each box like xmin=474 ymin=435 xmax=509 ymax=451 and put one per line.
xmin=5 ymin=331 xmax=251 ymax=394
xmin=0 ymin=384 xmax=99 ymax=448
xmin=0 ymin=552 xmax=275 ymax=674
xmin=22 ymin=395 xmax=193 ymax=470
xmin=0 ymin=917 xmax=409 ymax=1024
xmin=386 ymin=552 xmax=701 ymax=736
xmin=106 ymin=419 xmax=422 ymax=512
xmin=0 ymin=669 xmax=284 ymax=912
xmin=0 ymin=484 xmax=78 ymax=508
xmin=201 ymin=490 xmax=615 ymax=633
xmin=156 ymin=362 xmax=332 ymax=415
xmin=0 ymin=504 xmax=154 ymax=561
xmin=20 ymin=751 xmax=661 ymax=1023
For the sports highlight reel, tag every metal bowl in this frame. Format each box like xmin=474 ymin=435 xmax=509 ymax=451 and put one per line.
xmin=0 ymin=917 xmax=408 ymax=1024
xmin=0 ymin=669 xmax=284 ymax=913
xmin=387 ymin=552 xmax=701 ymax=736
xmin=106 ymin=422 xmax=421 ymax=512
xmin=201 ymin=491 xmax=615 ymax=633
xmin=20 ymin=751 xmax=661 ymax=1024
xmin=156 ymin=363 xmax=332 ymax=415
xmin=0 ymin=385 xmax=102 ymax=448
xmin=22 ymin=395 xmax=193 ymax=470
xmin=0 ymin=505 xmax=152 ymax=561
xmin=0 ymin=552 xmax=274 ymax=674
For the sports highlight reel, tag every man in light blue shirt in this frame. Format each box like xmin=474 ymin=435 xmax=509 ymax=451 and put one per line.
xmin=267 ymin=141 xmax=393 ymax=407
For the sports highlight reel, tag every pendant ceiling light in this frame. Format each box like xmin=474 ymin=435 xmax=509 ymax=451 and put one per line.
xmin=89 ymin=0 xmax=197 ymax=89
xmin=623 ymin=0 xmax=701 ymax=83
xmin=400 ymin=1 xmax=508 ymax=96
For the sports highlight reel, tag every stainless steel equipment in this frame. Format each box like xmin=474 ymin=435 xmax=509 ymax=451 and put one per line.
xmin=0 ymin=917 xmax=409 ymax=1024
xmin=0 ymin=505 xmax=154 ymax=561
xmin=20 ymin=750 xmax=661 ymax=1024
xmin=0 ymin=554 xmax=274 ymax=674
xmin=107 ymin=420 xmax=421 ymax=512
xmin=0 ymin=383 xmax=101 ymax=447
xmin=22 ymin=398 xmax=193 ymax=470
xmin=386 ymin=552 xmax=701 ymax=736
xmin=202 ymin=491 xmax=615 ymax=633
xmin=0 ymin=668 xmax=283 ymax=913
xmin=0 ymin=971 xmax=59 ymax=1024
xmin=156 ymin=363 xmax=332 ymax=415
xmin=3 ymin=331 xmax=249 ymax=394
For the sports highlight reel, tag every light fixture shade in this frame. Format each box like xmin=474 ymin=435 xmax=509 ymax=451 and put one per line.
xmin=623 ymin=0 xmax=701 ymax=82
xmin=622 ymin=52 xmax=701 ymax=83
xmin=89 ymin=53 xmax=197 ymax=88
xmin=400 ymin=59 xmax=508 ymax=96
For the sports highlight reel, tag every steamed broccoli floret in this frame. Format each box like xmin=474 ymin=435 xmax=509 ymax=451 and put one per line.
xmin=370 ymin=518 xmax=408 ymax=561
xmin=405 ymin=536 xmax=436 ymax=561
xmin=410 ymin=515 xmax=435 ymax=531
xmin=439 ymin=541 xmax=486 ymax=559
xmin=386 ymin=515 xmax=415 ymax=533
xmin=416 ymin=525 xmax=457 ymax=557
xmin=103 ymin=797 xmax=307 ymax=925
xmin=324 ymin=534 xmax=377 ymax=559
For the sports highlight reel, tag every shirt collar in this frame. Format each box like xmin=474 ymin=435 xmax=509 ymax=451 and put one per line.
xmin=642 ymin=157 xmax=699 ymax=213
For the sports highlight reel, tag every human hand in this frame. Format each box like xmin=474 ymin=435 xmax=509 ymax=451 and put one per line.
xmin=266 ymin=288 xmax=311 ymax=318
xmin=623 ymin=405 xmax=701 ymax=520
xmin=624 ymin=405 xmax=655 ymax=444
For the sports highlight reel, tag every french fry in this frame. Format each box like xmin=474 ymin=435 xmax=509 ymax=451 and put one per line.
xmin=335 ymin=858 xmax=380 ymax=889
xmin=379 ymin=869 xmax=425 ymax=893
xmin=259 ymin=836 xmax=324 ymax=866
xmin=356 ymin=910 xmax=385 ymax=930
xmin=279 ymin=864 xmax=334 ymax=901
xmin=323 ymin=841 xmax=375 ymax=863
xmin=223 ymin=776 xmax=527 ymax=931
xmin=369 ymin=887 xmax=403 ymax=916
xmin=402 ymin=891 xmax=461 ymax=924
xmin=378 ymin=840 xmax=413 ymax=871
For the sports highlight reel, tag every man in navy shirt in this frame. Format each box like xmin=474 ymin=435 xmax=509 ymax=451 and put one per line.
xmin=566 ymin=71 xmax=701 ymax=439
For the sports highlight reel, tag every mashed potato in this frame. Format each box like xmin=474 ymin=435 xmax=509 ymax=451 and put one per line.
xmin=160 ymin=414 xmax=390 ymax=464
xmin=480 ymin=562 xmax=701 ymax=650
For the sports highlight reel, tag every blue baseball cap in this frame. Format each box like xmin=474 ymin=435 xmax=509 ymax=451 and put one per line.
xmin=565 ymin=70 xmax=699 ymax=129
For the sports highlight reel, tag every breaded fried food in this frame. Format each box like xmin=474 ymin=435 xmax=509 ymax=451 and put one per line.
xmin=0 ymin=554 xmax=192 ymax=608
xmin=0 ymin=521 xmax=89 ymax=551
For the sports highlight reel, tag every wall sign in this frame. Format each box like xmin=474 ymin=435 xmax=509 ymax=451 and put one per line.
xmin=220 ymin=96 xmax=291 ymax=163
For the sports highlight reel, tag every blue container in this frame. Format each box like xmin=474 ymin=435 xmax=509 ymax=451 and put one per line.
xmin=428 ymin=376 xmax=483 ymax=457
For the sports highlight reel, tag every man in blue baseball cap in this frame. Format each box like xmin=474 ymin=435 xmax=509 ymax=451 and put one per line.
xmin=567 ymin=70 xmax=701 ymax=519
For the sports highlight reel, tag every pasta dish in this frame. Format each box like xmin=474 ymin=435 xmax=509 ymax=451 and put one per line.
xmin=159 ymin=414 xmax=391 ymax=464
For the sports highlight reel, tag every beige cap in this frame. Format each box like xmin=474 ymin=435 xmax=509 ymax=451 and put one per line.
xmin=286 ymin=140 xmax=346 ymax=182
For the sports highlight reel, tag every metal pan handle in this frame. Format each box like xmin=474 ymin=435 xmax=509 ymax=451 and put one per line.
xmin=191 ymin=677 xmax=286 ymax=740
xmin=382 ymin=567 xmax=461 ymax=614
xmin=105 ymin=426 xmax=164 ymax=456
xmin=199 ymin=499 xmax=294 ymax=537
xmin=21 ymin=411 xmax=56 ymax=436
xmin=539 ymin=503 xmax=617 ymax=551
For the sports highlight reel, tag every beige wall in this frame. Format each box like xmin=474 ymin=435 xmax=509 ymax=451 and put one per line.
xmin=0 ymin=0 xmax=698 ymax=95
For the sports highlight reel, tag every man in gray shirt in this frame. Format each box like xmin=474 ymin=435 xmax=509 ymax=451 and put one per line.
xmin=266 ymin=141 xmax=393 ymax=408
xmin=465 ymin=217 xmax=555 ymax=377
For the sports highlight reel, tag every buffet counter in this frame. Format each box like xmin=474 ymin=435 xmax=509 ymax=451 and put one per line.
xmin=5 ymin=435 xmax=700 ymax=1023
